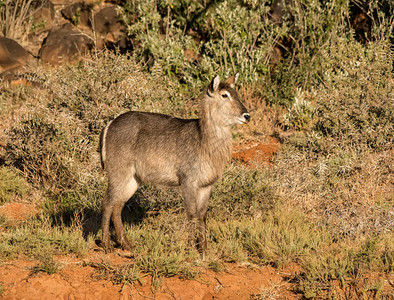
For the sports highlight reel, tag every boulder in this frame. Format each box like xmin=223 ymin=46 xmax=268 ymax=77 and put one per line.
xmin=31 ymin=0 xmax=55 ymax=33
xmin=269 ymin=0 xmax=293 ymax=24
xmin=39 ymin=23 xmax=93 ymax=65
xmin=93 ymin=6 xmax=132 ymax=52
xmin=350 ymin=6 xmax=371 ymax=43
xmin=61 ymin=2 xmax=94 ymax=28
xmin=0 ymin=37 xmax=33 ymax=78
xmin=50 ymin=0 xmax=100 ymax=4
xmin=94 ymin=6 xmax=122 ymax=35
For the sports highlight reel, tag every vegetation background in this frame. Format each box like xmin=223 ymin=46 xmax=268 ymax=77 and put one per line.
xmin=0 ymin=0 xmax=393 ymax=298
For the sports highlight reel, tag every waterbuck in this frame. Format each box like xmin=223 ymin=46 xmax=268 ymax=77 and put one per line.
xmin=100 ymin=74 xmax=250 ymax=254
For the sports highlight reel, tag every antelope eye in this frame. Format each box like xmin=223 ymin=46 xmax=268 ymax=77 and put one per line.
xmin=221 ymin=93 xmax=228 ymax=98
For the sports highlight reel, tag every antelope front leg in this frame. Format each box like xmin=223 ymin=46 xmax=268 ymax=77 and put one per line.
xmin=183 ymin=183 xmax=212 ymax=256
xmin=196 ymin=186 xmax=212 ymax=256
xmin=197 ymin=214 xmax=208 ymax=255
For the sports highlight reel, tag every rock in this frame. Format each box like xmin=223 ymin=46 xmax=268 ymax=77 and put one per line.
xmin=269 ymin=46 xmax=283 ymax=67
xmin=50 ymin=0 xmax=100 ymax=4
xmin=269 ymin=0 xmax=293 ymax=24
xmin=0 ymin=37 xmax=33 ymax=78
xmin=93 ymin=6 xmax=132 ymax=52
xmin=93 ymin=6 xmax=121 ymax=35
xmin=61 ymin=2 xmax=94 ymax=28
xmin=39 ymin=23 xmax=93 ymax=65
xmin=25 ymin=0 xmax=56 ymax=57
xmin=31 ymin=0 xmax=55 ymax=33
xmin=350 ymin=6 xmax=371 ymax=43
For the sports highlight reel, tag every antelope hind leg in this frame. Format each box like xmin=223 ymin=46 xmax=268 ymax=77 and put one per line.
xmin=196 ymin=186 xmax=212 ymax=256
xmin=101 ymin=192 xmax=114 ymax=252
xmin=111 ymin=177 xmax=139 ymax=251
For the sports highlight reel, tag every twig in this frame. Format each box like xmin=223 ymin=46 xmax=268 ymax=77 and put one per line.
xmin=220 ymin=30 xmax=236 ymax=74
xmin=133 ymin=283 xmax=155 ymax=299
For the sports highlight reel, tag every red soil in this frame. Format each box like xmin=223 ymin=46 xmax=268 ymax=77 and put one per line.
xmin=0 ymin=202 xmax=38 ymax=222
xmin=233 ymin=137 xmax=280 ymax=165
xmin=233 ymin=137 xmax=279 ymax=165
xmin=0 ymin=253 xmax=300 ymax=300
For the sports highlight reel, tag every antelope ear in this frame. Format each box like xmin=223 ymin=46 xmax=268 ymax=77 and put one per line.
xmin=207 ymin=75 xmax=220 ymax=96
xmin=225 ymin=73 xmax=239 ymax=88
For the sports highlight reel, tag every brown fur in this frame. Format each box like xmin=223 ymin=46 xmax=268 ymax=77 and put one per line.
xmin=100 ymin=74 xmax=250 ymax=254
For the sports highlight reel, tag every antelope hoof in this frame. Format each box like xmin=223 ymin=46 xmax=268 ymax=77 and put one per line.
xmin=119 ymin=238 xmax=134 ymax=251
xmin=101 ymin=241 xmax=114 ymax=253
xmin=197 ymin=239 xmax=207 ymax=257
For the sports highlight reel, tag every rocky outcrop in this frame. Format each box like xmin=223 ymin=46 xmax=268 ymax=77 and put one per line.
xmin=39 ymin=23 xmax=93 ymax=65
xmin=31 ymin=0 xmax=56 ymax=33
xmin=93 ymin=6 xmax=131 ymax=52
xmin=1 ymin=1 xmax=134 ymax=79
xmin=0 ymin=37 xmax=33 ymax=79
xmin=61 ymin=2 xmax=93 ymax=28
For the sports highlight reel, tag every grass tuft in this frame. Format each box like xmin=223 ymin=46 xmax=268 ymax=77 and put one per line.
xmin=0 ymin=167 xmax=29 ymax=205
xmin=31 ymin=254 xmax=59 ymax=275
xmin=0 ymin=214 xmax=93 ymax=260
xmin=209 ymin=208 xmax=329 ymax=268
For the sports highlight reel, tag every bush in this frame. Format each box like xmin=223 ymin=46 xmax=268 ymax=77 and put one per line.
xmin=120 ymin=0 xmax=393 ymax=107
xmin=298 ymin=235 xmax=393 ymax=298
xmin=313 ymin=39 xmax=393 ymax=152
xmin=0 ymin=0 xmax=34 ymax=42
xmin=120 ymin=0 xmax=288 ymax=97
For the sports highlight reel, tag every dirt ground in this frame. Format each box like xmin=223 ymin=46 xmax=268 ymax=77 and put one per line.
xmin=0 ymin=253 xmax=301 ymax=300
xmin=232 ymin=137 xmax=280 ymax=166
xmin=0 ymin=141 xmax=295 ymax=300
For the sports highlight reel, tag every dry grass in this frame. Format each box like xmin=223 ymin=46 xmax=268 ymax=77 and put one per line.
xmin=274 ymin=148 xmax=393 ymax=238
xmin=0 ymin=0 xmax=36 ymax=45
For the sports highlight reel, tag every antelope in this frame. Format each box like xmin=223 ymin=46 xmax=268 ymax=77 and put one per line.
xmin=100 ymin=74 xmax=250 ymax=254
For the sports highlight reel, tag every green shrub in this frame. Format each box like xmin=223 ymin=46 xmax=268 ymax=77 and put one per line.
xmin=120 ymin=0 xmax=285 ymax=92
xmin=283 ymin=89 xmax=316 ymax=130
xmin=312 ymin=39 xmax=393 ymax=152
xmin=120 ymin=0 xmax=393 ymax=107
